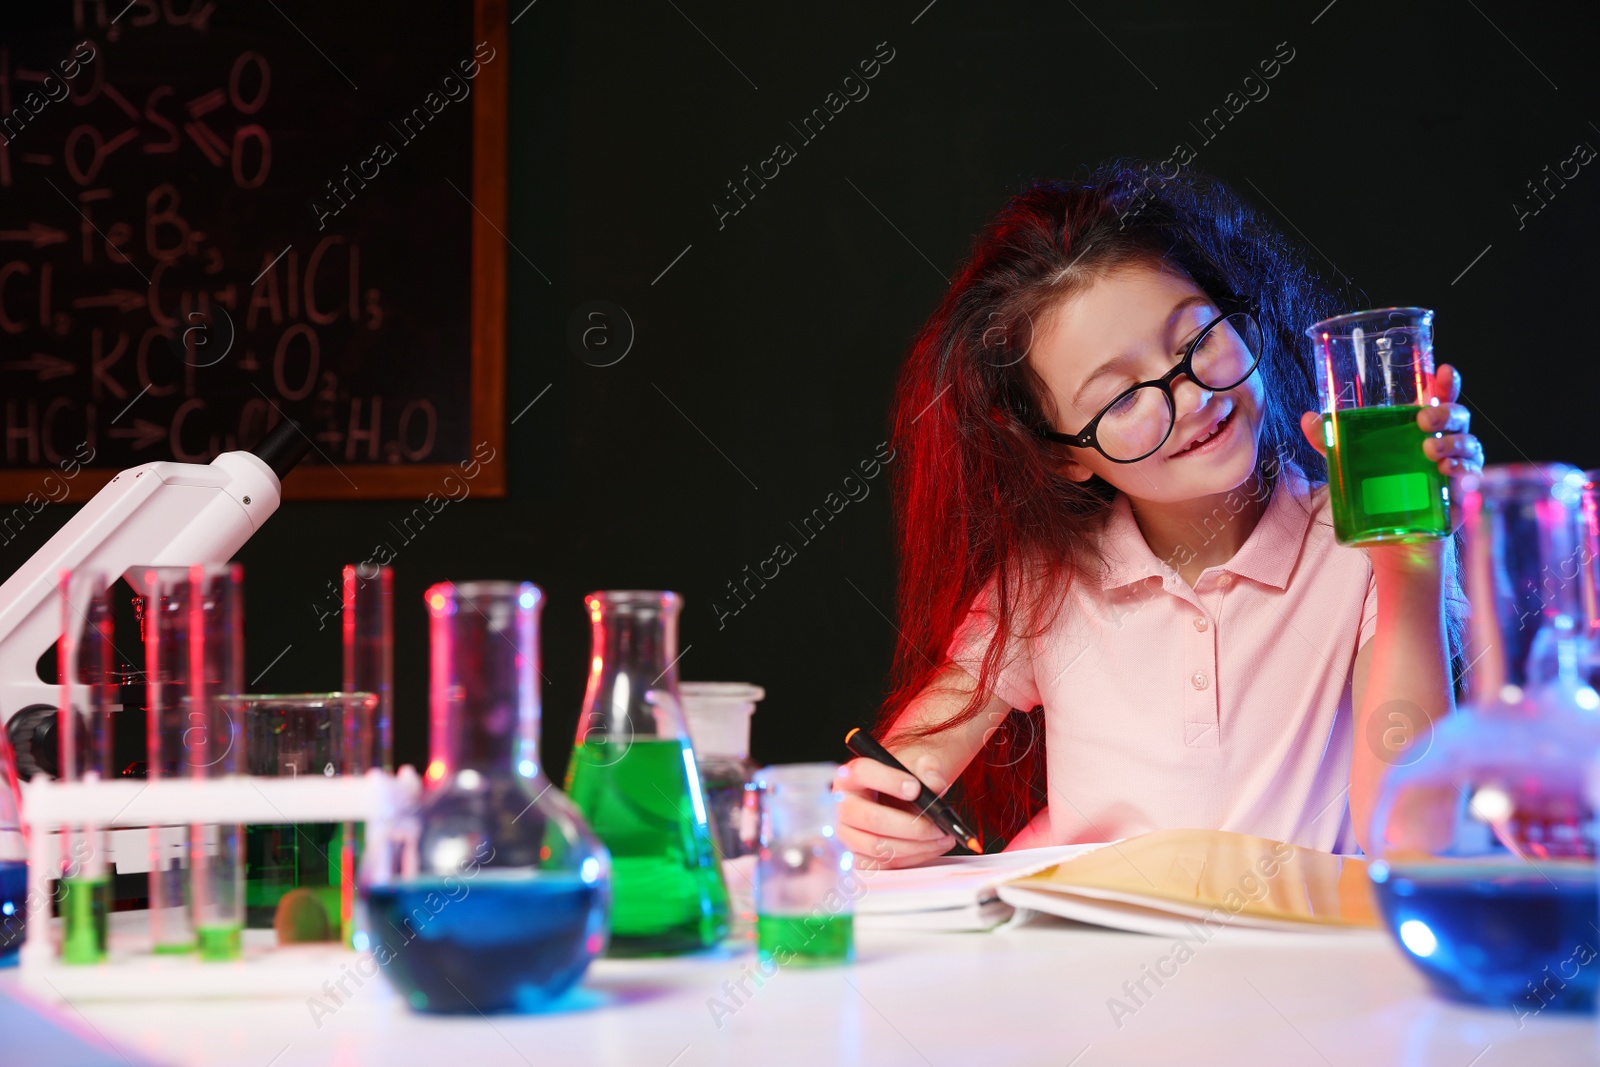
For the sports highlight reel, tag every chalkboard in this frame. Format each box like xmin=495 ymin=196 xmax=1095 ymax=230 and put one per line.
xmin=0 ymin=0 xmax=507 ymax=501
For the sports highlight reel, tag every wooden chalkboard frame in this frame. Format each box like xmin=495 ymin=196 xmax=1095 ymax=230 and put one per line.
xmin=0 ymin=0 xmax=508 ymax=503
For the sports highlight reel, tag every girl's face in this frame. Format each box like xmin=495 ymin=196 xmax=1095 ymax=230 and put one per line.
xmin=1028 ymin=261 xmax=1266 ymax=505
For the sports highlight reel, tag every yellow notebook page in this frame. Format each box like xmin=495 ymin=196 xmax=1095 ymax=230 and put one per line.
xmin=1001 ymin=827 xmax=1380 ymax=929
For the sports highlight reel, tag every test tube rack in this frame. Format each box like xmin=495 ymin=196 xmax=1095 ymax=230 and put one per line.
xmin=18 ymin=767 xmax=418 ymax=1001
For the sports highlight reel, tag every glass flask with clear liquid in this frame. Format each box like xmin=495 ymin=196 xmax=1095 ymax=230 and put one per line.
xmin=680 ymin=682 xmax=765 ymax=862
xmin=564 ymin=591 xmax=729 ymax=955
xmin=1368 ymin=464 xmax=1600 ymax=1013
xmin=361 ymin=581 xmax=610 ymax=1013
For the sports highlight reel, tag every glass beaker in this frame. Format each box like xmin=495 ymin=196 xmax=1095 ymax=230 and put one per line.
xmin=752 ymin=763 xmax=855 ymax=966
xmin=242 ymin=692 xmax=376 ymax=942
xmin=0 ymin=717 xmax=25 ymax=966
xmin=564 ymin=591 xmax=729 ymax=955
xmin=1306 ymin=307 xmax=1450 ymax=545
xmin=136 ymin=564 xmax=246 ymax=960
xmin=343 ymin=564 xmax=393 ymax=772
xmin=361 ymin=581 xmax=609 ymax=1014
xmin=680 ymin=682 xmax=764 ymax=862
xmin=56 ymin=570 xmax=117 ymax=964
xmin=1368 ymin=464 xmax=1600 ymax=1013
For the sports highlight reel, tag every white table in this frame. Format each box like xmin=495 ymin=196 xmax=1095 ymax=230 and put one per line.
xmin=7 ymin=915 xmax=1596 ymax=1067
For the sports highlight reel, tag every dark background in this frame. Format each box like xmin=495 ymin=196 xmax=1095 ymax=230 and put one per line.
xmin=4 ymin=0 xmax=1597 ymax=781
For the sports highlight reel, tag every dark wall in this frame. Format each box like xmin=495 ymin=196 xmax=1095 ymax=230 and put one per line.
xmin=6 ymin=1 xmax=1597 ymax=780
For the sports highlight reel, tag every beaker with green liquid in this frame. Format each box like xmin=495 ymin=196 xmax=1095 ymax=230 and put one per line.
xmin=241 ymin=692 xmax=375 ymax=942
xmin=564 ymin=591 xmax=729 ymax=956
xmin=56 ymin=570 xmax=117 ymax=965
xmin=1306 ymin=307 xmax=1450 ymax=546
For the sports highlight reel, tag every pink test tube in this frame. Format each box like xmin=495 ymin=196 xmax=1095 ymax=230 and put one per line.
xmin=342 ymin=564 xmax=393 ymax=772
xmin=136 ymin=564 xmax=245 ymax=959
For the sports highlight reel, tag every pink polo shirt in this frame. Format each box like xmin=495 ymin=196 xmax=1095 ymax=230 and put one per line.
xmin=948 ymin=466 xmax=1423 ymax=856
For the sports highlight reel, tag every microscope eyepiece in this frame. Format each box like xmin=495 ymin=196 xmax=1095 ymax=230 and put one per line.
xmin=252 ymin=419 xmax=312 ymax=481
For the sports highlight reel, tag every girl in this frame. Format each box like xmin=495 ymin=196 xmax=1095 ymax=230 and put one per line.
xmin=836 ymin=162 xmax=1481 ymax=867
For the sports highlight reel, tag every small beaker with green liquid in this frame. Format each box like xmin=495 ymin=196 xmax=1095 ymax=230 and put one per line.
xmin=1306 ymin=307 xmax=1450 ymax=546
xmin=752 ymin=763 xmax=854 ymax=966
xmin=564 ymin=591 xmax=729 ymax=956
xmin=56 ymin=569 xmax=117 ymax=964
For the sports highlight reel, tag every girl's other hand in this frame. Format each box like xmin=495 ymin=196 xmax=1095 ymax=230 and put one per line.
xmin=833 ymin=754 xmax=957 ymax=870
xmin=1297 ymin=362 xmax=1484 ymax=537
xmin=1415 ymin=364 xmax=1484 ymax=530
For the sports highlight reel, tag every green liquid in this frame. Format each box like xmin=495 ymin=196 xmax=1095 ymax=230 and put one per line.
xmin=564 ymin=737 xmax=729 ymax=955
xmin=1323 ymin=406 xmax=1449 ymax=545
xmin=59 ymin=875 xmax=110 ymax=965
xmin=757 ymin=913 xmax=854 ymax=965
xmin=196 ymin=922 xmax=242 ymax=961
xmin=245 ymin=822 xmax=348 ymax=936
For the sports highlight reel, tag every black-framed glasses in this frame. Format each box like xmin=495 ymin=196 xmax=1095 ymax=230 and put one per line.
xmin=1035 ymin=308 xmax=1264 ymax=463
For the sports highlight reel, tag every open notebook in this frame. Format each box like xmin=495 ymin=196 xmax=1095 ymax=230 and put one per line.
xmin=853 ymin=828 xmax=1381 ymax=936
xmin=850 ymin=843 xmax=1104 ymax=931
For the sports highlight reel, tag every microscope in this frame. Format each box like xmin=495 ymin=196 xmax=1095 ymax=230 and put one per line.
xmin=0 ymin=421 xmax=310 ymax=776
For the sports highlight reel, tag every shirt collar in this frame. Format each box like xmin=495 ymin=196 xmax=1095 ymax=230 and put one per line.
xmin=1096 ymin=464 xmax=1315 ymax=591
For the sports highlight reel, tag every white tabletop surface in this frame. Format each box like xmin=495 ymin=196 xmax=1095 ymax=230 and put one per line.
xmin=6 ymin=914 xmax=1597 ymax=1067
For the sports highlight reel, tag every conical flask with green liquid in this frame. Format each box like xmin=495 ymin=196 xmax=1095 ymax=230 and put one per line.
xmin=564 ymin=591 xmax=729 ymax=955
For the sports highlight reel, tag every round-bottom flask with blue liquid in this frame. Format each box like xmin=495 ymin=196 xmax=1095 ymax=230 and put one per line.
xmin=360 ymin=581 xmax=611 ymax=1014
xmin=1368 ymin=466 xmax=1600 ymax=1015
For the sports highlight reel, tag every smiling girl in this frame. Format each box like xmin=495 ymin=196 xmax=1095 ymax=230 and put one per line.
xmin=836 ymin=163 xmax=1480 ymax=866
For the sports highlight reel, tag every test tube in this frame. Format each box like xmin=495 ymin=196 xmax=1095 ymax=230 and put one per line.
xmin=138 ymin=564 xmax=246 ymax=958
xmin=187 ymin=565 xmax=245 ymax=962
xmin=342 ymin=564 xmax=392 ymax=772
xmin=57 ymin=570 xmax=116 ymax=964
xmin=138 ymin=567 xmax=195 ymax=953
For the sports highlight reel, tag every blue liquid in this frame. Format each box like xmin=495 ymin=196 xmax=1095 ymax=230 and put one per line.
xmin=0 ymin=861 xmax=24 ymax=966
xmin=1372 ymin=862 xmax=1600 ymax=1011
xmin=361 ymin=872 xmax=607 ymax=1013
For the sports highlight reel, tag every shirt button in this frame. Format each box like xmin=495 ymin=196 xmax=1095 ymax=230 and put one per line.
xmin=1191 ymin=670 xmax=1210 ymax=690
xmin=1217 ymin=574 xmax=1233 ymax=589
xmin=1193 ymin=617 xmax=1209 ymax=632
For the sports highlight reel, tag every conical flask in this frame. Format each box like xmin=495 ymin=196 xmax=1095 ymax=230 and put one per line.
xmin=1368 ymin=464 xmax=1600 ymax=1012
xmin=564 ymin=590 xmax=729 ymax=955
xmin=362 ymin=581 xmax=610 ymax=1013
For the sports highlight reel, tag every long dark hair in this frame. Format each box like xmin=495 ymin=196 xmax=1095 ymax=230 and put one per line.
xmin=876 ymin=160 xmax=1353 ymax=847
